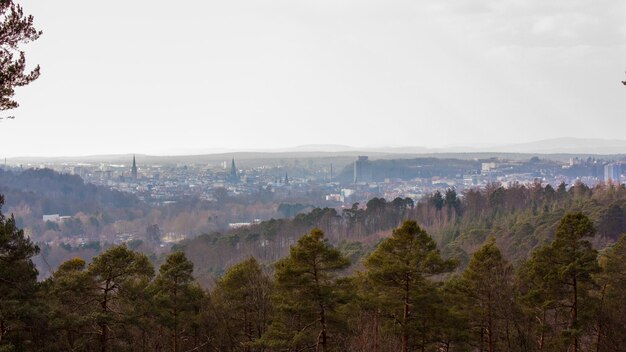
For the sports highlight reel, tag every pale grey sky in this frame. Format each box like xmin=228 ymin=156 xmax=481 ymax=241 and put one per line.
xmin=3 ymin=0 xmax=626 ymax=157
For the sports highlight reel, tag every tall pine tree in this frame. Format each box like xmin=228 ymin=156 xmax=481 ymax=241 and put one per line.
xmin=0 ymin=195 xmax=40 ymax=348
xmin=365 ymin=221 xmax=456 ymax=352
xmin=212 ymin=257 xmax=272 ymax=352
xmin=595 ymin=234 xmax=626 ymax=351
xmin=521 ymin=213 xmax=599 ymax=352
xmin=151 ymin=251 xmax=204 ymax=352
xmin=262 ymin=228 xmax=350 ymax=352
xmin=87 ymin=245 xmax=154 ymax=352
xmin=456 ymin=238 xmax=516 ymax=352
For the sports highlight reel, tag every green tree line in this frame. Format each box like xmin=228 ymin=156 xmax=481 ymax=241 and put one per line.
xmin=3 ymin=193 xmax=626 ymax=352
xmin=179 ymin=181 xmax=626 ymax=277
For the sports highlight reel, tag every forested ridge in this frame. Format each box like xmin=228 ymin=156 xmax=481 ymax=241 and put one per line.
xmin=2 ymin=183 xmax=626 ymax=352
xmin=180 ymin=181 xmax=626 ymax=279
xmin=0 ymin=168 xmax=147 ymax=232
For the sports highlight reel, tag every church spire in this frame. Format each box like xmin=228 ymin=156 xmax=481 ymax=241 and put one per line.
xmin=229 ymin=157 xmax=239 ymax=183
xmin=131 ymin=154 xmax=138 ymax=180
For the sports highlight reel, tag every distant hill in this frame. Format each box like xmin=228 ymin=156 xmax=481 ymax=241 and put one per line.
xmin=356 ymin=138 xmax=626 ymax=155
xmin=0 ymin=168 xmax=144 ymax=218
xmin=6 ymin=138 xmax=626 ymax=166
xmin=486 ymin=137 xmax=626 ymax=154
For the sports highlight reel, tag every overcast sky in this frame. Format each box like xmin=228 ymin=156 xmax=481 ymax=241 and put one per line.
xmin=3 ymin=0 xmax=626 ymax=157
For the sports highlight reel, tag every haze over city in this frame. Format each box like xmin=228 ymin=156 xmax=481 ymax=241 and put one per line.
xmin=3 ymin=0 xmax=626 ymax=157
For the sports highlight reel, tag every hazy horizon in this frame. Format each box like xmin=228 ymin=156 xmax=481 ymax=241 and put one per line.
xmin=3 ymin=136 xmax=626 ymax=160
xmin=3 ymin=0 xmax=625 ymax=157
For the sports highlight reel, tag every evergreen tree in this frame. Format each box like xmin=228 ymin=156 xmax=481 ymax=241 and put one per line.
xmin=597 ymin=203 xmax=625 ymax=239
xmin=364 ymin=220 xmax=456 ymax=352
xmin=212 ymin=257 xmax=272 ymax=352
xmin=151 ymin=251 xmax=204 ymax=352
xmin=262 ymin=228 xmax=350 ymax=352
xmin=87 ymin=245 xmax=154 ymax=352
xmin=43 ymin=257 xmax=95 ymax=351
xmin=456 ymin=238 xmax=516 ymax=352
xmin=595 ymin=234 xmax=626 ymax=351
xmin=430 ymin=191 xmax=444 ymax=211
xmin=0 ymin=1 xmax=42 ymax=116
xmin=0 ymin=194 xmax=40 ymax=348
xmin=521 ymin=213 xmax=599 ymax=352
xmin=444 ymin=188 xmax=461 ymax=215
xmin=437 ymin=279 xmax=471 ymax=352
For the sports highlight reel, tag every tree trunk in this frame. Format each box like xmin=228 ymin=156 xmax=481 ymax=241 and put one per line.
xmin=374 ymin=312 xmax=379 ymax=352
xmin=317 ymin=291 xmax=328 ymax=352
xmin=538 ymin=309 xmax=546 ymax=352
xmin=488 ymin=292 xmax=494 ymax=352
xmin=401 ymin=275 xmax=410 ymax=352
xmin=573 ymin=276 xmax=578 ymax=352
xmin=596 ymin=283 xmax=607 ymax=352
xmin=174 ymin=282 xmax=179 ymax=352
xmin=101 ymin=286 xmax=109 ymax=352
xmin=480 ymin=326 xmax=484 ymax=352
xmin=313 ymin=262 xmax=327 ymax=352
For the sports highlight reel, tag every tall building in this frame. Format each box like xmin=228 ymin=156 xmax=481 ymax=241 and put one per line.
xmin=604 ymin=163 xmax=622 ymax=183
xmin=229 ymin=158 xmax=239 ymax=183
xmin=131 ymin=154 xmax=138 ymax=180
xmin=354 ymin=156 xmax=372 ymax=183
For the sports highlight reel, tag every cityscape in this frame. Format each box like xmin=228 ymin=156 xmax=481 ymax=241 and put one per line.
xmin=10 ymin=153 xmax=625 ymax=209
xmin=1 ymin=151 xmax=624 ymax=250
xmin=1 ymin=1 xmax=626 ymax=351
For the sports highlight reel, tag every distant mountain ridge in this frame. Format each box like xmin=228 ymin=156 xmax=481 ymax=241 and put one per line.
xmin=356 ymin=138 xmax=626 ymax=155
xmin=6 ymin=138 xmax=626 ymax=163
xmin=486 ymin=137 xmax=626 ymax=154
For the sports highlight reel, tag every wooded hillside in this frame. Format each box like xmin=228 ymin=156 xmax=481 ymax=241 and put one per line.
xmin=2 ymin=190 xmax=626 ymax=351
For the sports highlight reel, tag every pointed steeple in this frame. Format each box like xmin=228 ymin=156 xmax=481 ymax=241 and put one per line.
xmin=131 ymin=154 xmax=138 ymax=180
xmin=284 ymin=172 xmax=289 ymax=185
xmin=229 ymin=157 xmax=239 ymax=183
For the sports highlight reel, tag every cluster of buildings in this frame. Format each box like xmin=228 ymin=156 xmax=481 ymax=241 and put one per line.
xmin=17 ymin=153 xmax=626 ymax=250
xmin=22 ymin=153 xmax=626 ymax=211
xmin=604 ymin=162 xmax=625 ymax=183
xmin=66 ymin=156 xmax=319 ymax=206
xmin=338 ymin=156 xmax=625 ymax=205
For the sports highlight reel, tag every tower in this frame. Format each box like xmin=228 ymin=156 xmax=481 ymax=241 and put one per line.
xmin=284 ymin=172 xmax=289 ymax=185
xmin=131 ymin=154 xmax=138 ymax=180
xmin=229 ymin=158 xmax=239 ymax=183
xmin=354 ymin=156 xmax=372 ymax=184
xmin=604 ymin=162 xmax=622 ymax=183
